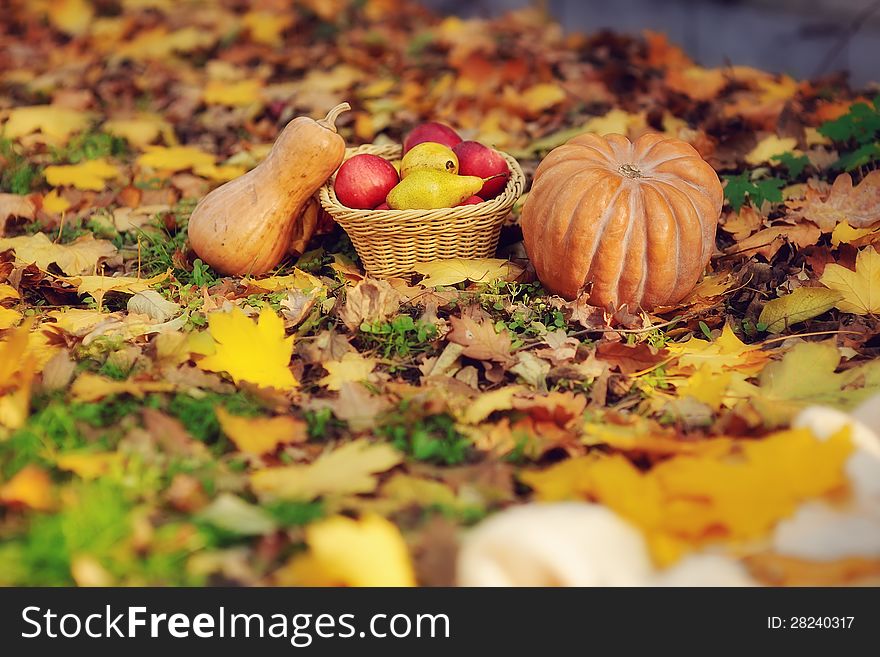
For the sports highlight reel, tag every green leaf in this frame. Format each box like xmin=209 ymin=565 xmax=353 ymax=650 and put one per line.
xmin=772 ymin=151 xmax=809 ymax=178
xmin=818 ymin=95 xmax=880 ymax=145
xmin=833 ymin=142 xmax=880 ymax=171
xmin=758 ymin=287 xmax=843 ymax=333
xmin=723 ymin=173 xmax=785 ymax=211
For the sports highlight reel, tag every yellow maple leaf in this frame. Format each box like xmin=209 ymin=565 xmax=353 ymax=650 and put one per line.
xmin=197 ymin=306 xmax=297 ymax=390
xmin=103 ymin=114 xmax=177 ymax=148
xmin=245 ymin=268 xmax=325 ymax=293
xmin=47 ymin=0 xmax=94 ymax=36
xmin=69 ymin=373 xmax=175 ymax=402
xmin=242 ymin=11 xmax=295 ymax=46
xmin=0 ymin=232 xmax=117 ymax=276
xmin=0 ymin=465 xmax=53 ymax=511
xmin=0 ymin=283 xmax=19 ymax=301
xmin=522 ymin=427 xmax=853 ymax=564
xmin=43 ymin=158 xmax=120 ymax=191
xmin=277 ymin=514 xmax=415 ymax=587
xmin=745 ymin=135 xmax=799 ymax=166
xmin=667 ymin=323 xmax=769 ymax=375
xmin=0 ymin=321 xmax=36 ymax=431
xmin=583 ymin=108 xmax=647 ymax=137
xmin=0 ymin=308 xmax=21 ymax=330
xmin=55 ymin=451 xmax=122 ymax=479
xmin=250 ymin=439 xmax=402 ymax=501
xmin=203 ymin=79 xmax=264 ymax=107
xmin=413 ymin=258 xmax=523 ymax=288
xmin=2 ymin=105 xmax=91 ymax=144
xmin=64 ymin=270 xmax=169 ymax=309
xmin=676 ymin=365 xmax=732 ymax=410
xmin=820 ymin=245 xmax=880 ymax=315
xmin=192 ymin=163 xmax=247 ymax=182
xmin=665 ymin=66 xmax=726 ymax=101
xmin=136 ymin=145 xmax=216 ymax=174
xmin=113 ymin=27 xmax=216 ymax=61
xmin=319 ymin=352 xmax=377 ymax=391
xmin=215 ymin=407 xmax=307 ymax=456
xmin=42 ymin=189 xmax=71 ymax=214
xmin=520 ymin=83 xmax=567 ymax=115
xmin=830 ymin=221 xmax=880 ymax=247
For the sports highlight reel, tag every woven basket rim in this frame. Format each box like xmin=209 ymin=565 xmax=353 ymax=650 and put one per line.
xmin=318 ymin=143 xmax=525 ymax=226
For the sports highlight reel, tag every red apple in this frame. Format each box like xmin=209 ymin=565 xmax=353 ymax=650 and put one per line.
xmin=456 ymin=195 xmax=483 ymax=206
xmin=374 ymin=202 xmax=390 ymax=210
xmin=453 ymin=140 xmax=510 ymax=199
xmin=334 ymin=154 xmax=399 ymax=210
xmin=403 ymin=122 xmax=462 ymax=154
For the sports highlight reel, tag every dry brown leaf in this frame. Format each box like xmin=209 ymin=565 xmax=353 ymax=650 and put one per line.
xmin=447 ymin=315 xmax=513 ymax=364
xmin=788 ymin=171 xmax=880 ymax=232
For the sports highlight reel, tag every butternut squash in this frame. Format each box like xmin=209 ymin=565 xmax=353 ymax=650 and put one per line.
xmin=187 ymin=102 xmax=350 ymax=276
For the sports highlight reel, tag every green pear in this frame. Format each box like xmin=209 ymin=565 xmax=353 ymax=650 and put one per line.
xmin=386 ymin=170 xmax=484 ymax=210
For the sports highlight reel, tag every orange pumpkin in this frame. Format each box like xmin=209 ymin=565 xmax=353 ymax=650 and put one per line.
xmin=521 ymin=132 xmax=723 ymax=310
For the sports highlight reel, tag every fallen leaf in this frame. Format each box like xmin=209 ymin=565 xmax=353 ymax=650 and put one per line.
xmin=127 ymin=290 xmax=181 ymax=322
xmin=754 ymin=341 xmax=880 ymax=424
xmin=413 ymin=258 xmax=523 ymax=288
xmin=55 ymin=451 xmax=122 ymax=479
xmin=42 ymin=190 xmax=71 ymax=214
xmin=278 ymin=514 xmax=415 ymax=586
xmin=242 ymin=11 xmax=295 ymax=47
xmin=745 ymin=135 xmax=798 ymax=166
xmin=596 ymin=342 xmax=669 ymax=375
xmin=447 ymin=315 xmax=512 ymax=363
xmin=2 ymin=105 xmax=91 ymax=143
xmin=198 ymin=306 xmax=297 ymax=390
xmin=0 ymin=233 xmax=117 ymax=275
xmin=319 ymin=352 xmax=377 ymax=391
xmin=0 ymin=193 xmax=36 ymax=234
xmin=216 ymin=407 xmax=307 ymax=455
xmin=666 ymin=66 xmax=726 ymax=101
xmin=522 ymin=427 xmax=853 ymax=563
xmin=43 ymin=159 xmax=119 ymax=191
xmin=69 ymin=373 xmax=174 ymax=402
xmin=198 ymin=493 xmax=277 ymax=536
xmin=726 ymin=223 xmax=821 ymax=259
xmin=203 ymin=79 xmax=263 ymax=107
xmin=789 ymin=171 xmax=880 ymax=232
xmin=820 ymin=245 xmax=880 ymax=315
xmin=759 ymin=287 xmax=844 ymax=333
xmin=520 ymin=83 xmax=567 ymax=114
xmin=251 ymin=439 xmax=403 ymax=501
xmin=136 ymin=145 xmax=216 ymax=173
xmin=338 ymin=278 xmax=401 ymax=331
xmin=103 ymin=114 xmax=176 ymax=148
xmin=0 ymin=465 xmax=53 ymax=511
xmin=65 ymin=270 xmax=169 ymax=308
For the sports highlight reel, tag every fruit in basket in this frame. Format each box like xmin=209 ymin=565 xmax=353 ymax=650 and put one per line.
xmin=374 ymin=202 xmax=390 ymax=210
xmin=188 ymin=102 xmax=350 ymax=276
xmin=521 ymin=132 xmax=722 ymax=310
xmin=400 ymin=142 xmax=459 ymax=178
xmin=334 ymin=153 xmax=399 ymax=209
xmin=403 ymin=121 xmax=462 ymax=153
xmin=453 ymin=141 xmax=511 ymax=199
xmin=386 ymin=170 xmax=483 ymax=210
xmin=457 ymin=195 xmax=483 ymax=206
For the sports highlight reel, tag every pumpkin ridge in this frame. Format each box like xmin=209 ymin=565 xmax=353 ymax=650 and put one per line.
xmin=556 ymin=172 xmax=618 ymax=295
xmin=640 ymin=182 xmax=679 ymax=304
xmin=608 ymin=185 xmax=642 ymax=306
xmin=570 ymin=135 xmax=617 ymax=161
xmin=648 ymin=179 xmax=705 ymax=295
xmin=579 ymin=178 xmax=628 ymax=300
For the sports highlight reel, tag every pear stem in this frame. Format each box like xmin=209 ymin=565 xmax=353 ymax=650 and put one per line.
xmin=317 ymin=102 xmax=351 ymax=132
xmin=481 ymin=173 xmax=510 ymax=182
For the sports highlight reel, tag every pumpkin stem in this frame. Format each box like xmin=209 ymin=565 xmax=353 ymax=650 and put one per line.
xmin=318 ymin=102 xmax=351 ymax=132
xmin=618 ymin=163 xmax=642 ymax=178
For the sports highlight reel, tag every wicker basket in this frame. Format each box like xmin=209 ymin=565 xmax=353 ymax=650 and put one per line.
xmin=318 ymin=144 xmax=525 ymax=278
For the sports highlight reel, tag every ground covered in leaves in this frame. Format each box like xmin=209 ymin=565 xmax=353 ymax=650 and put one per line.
xmin=1 ymin=0 xmax=880 ymax=586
